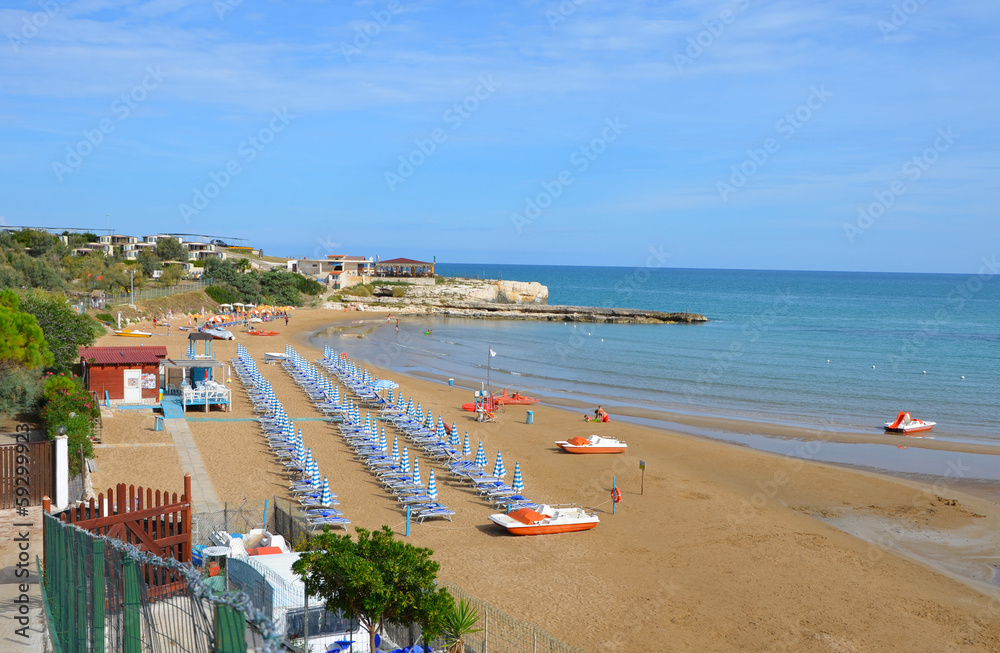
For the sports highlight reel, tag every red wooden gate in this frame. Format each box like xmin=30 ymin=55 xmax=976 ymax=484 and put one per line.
xmin=45 ymin=474 xmax=192 ymax=599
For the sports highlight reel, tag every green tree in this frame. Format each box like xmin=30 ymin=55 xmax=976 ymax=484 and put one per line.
xmin=136 ymin=249 xmax=162 ymax=277
xmin=159 ymin=265 xmax=184 ymax=287
xmin=0 ymin=304 xmax=54 ymax=369
xmin=154 ymin=237 xmax=188 ymax=262
xmin=19 ymin=294 xmax=100 ymax=371
xmin=292 ymin=525 xmax=452 ymax=653
xmin=235 ymin=257 xmax=252 ymax=274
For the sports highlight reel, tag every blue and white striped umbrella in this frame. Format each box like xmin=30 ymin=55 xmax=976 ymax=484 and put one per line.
xmin=319 ymin=477 xmax=332 ymax=507
xmin=378 ymin=428 xmax=387 ymax=452
xmin=412 ymin=458 xmax=422 ymax=486
xmin=392 ymin=436 xmax=399 ymax=461
xmin=463 ymin=432 xmax=471 ymax=457
xmin=427 ymin=469 xmax=437 ymax=501
xmin=387 ymin=389 xmax=394 ymax=404
xmin=493 ymin=451 xmax=506 ymax=479
xmin=511 ymin=462 xmax=524 ymax=494
xmin=474 ymin=442 xmax=487 ymax=467
xmin=449 ymin=427 xmax=460 ymax=448
xmin=400 ymin=448 xmax=410 ymax=473
xmin=309 ymin=464 xmax=321 ymax=490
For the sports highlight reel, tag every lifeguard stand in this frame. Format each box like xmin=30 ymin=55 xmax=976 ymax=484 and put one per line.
xmin=187 ymin=332 xmax=215 ymax=360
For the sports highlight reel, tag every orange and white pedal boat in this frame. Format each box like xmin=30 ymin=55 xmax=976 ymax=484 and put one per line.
xmin=488 ymin=504 xmax=599 ymax=536
xmin=884 ymin=411 xmax=935 ymax=434
xmin=555 ymin=434 xmax=628 ymax=454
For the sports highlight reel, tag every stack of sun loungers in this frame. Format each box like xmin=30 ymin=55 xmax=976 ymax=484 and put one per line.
xmin=318 ymin=346 xmax=542 ymax=518
xmin=231 ymin=344 xmax=350 ymax=531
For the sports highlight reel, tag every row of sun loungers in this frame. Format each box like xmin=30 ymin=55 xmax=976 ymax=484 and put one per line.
xmin=231 ymin=344 xmax=350 ymax=531
xmin=280 ymin=346 xmax=456 ymax=525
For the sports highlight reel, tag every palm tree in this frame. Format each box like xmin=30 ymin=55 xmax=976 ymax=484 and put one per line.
xmin=441 ymin=598 xmax=482 ymax=653
xmin=236 ymin=257 xmax=252 ymax=274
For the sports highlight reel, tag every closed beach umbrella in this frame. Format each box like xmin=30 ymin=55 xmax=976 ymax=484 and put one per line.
xmin=412 ymin=458 xmax=422 ymax=486
xmin=379 ymin=428 xmax=387 ymax=452
xmin=463 ymin=432 xmax=472 ymax=457
xmin=427 ymin=469 xmax=437 ymax=501
xmin=449 ymin=427 xmax=460 ymax=448
xmin=474 ymin=442 xmax=487 ymax=467
xmin=392 ymin=436 xmax=400 ymax=461
xmin=512 ymin=462 xmax=524 ymax=494
xmin=493 ymin=451 xmax=506 ymax=479
xmin=320 ymin=477 xmax=332 ymax=507
xmin=401 ymin=448 xmax=410 ymax=473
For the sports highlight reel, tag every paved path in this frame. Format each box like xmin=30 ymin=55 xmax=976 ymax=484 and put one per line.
xmin=164 ymin=417 xmax=221 ymax=513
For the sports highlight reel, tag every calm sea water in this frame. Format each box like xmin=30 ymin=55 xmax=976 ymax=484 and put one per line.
xmin=315 ymin=265 xmax=1000 ymax=442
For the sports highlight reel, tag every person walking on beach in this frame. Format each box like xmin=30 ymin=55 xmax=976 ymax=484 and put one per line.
xmin=284 ymin=314 xmax=289 ymax=326
xmin=395 ymin=318 xmax=399 ymax=332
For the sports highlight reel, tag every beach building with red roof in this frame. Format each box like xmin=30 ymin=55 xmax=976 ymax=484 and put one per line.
xmin=79 ymin=345 xmax=168 ymax=404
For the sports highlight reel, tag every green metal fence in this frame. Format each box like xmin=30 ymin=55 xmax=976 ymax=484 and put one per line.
xmin=103 ymin=280 xmax=211 ymax=307
xmin=40 ymin=513 xmax=283 ymax=652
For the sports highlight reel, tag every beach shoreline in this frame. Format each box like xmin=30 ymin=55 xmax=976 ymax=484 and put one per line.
xmin=89 ymin=307 xmax=1000 ymax=652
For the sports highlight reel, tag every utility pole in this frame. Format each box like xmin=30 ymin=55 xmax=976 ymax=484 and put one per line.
xmin=129 ymin=269 xmax=136 ymax=308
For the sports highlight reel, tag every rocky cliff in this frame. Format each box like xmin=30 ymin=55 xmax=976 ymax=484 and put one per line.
xmin=329 ymin=277 xmax=707 ymax=324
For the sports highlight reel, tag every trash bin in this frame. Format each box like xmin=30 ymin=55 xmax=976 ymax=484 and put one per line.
xmin=448 ymin=378 xmax=454 ymax=386
xmin=526 ymin=410 xmax=534 ymax=425
xmin=154 ymin=416 xmax=164 ymax=431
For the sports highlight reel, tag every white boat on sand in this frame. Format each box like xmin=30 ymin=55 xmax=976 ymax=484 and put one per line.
xmin=555 ymin=434 xmax=628 ymax=454
xmin=488 ymin=504 xmax=599 ymax=536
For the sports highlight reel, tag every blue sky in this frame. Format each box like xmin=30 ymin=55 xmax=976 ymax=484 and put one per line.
xmin=2 ymin=0 xmax=997 ymax=273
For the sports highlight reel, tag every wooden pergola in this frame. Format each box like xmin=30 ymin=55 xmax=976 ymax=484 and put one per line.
xmin=376 ymin=257 xmax=435 ymax=277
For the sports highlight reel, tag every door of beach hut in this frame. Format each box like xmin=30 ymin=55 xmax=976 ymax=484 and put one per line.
xmin=123 ymin=368 xmax=142 ymax=403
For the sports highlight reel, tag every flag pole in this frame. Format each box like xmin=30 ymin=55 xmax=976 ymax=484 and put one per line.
xmin=486 ymin=345 xmax=491 ymax=405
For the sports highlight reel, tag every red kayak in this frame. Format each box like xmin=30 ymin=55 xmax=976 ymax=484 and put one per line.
xmin=247 ymin=330 xmax=280 ymax=336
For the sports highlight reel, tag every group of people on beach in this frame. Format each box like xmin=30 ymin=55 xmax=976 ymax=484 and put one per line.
xmin=587 ymin=405 xmax=610 ymax=422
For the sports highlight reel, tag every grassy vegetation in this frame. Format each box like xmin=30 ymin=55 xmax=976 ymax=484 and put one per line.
xmin=340 ymin=284 xmax=373 ymax=297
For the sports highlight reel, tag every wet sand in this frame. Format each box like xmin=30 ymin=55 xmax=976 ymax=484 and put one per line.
xmin=91 ymin=308 xmax=1000 ymax=652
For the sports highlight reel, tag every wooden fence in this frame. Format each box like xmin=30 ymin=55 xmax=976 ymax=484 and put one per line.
xmin=0 ymin=440 xmax=54 ymax=509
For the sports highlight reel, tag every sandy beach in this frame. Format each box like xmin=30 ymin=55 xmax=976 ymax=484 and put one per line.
xmin=90 ymin=308 xmax=1000 ymax=652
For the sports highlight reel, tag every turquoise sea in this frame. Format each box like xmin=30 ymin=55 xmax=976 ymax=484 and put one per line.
xmin=315 ymin=264 xmax=1000 ymax=444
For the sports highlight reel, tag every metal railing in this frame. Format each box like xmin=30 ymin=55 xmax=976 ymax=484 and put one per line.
xmin=40 ymin=512 xmax=283 ymax=652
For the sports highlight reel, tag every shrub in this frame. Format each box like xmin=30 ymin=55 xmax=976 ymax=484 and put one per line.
xmin=295 ymin=276 xmax=324 ymax=296
xmin=0 ymin=367 xmax=44 ymax=419
xmin=392 ymin=287 xmax=406 ymax=298
xmin=205 ymin=283 xmax=241 ymax=305
xmin=40 ymin=374 xmax=99 ymax=475
xmin=94 ymin=312 xmax=115 ymax=324
xmin=341 ymin=284 xmax=372 ymax=297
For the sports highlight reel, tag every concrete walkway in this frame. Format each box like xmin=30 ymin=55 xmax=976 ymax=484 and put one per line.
xmin=164 ymin=417 xmax=221 ymax=513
